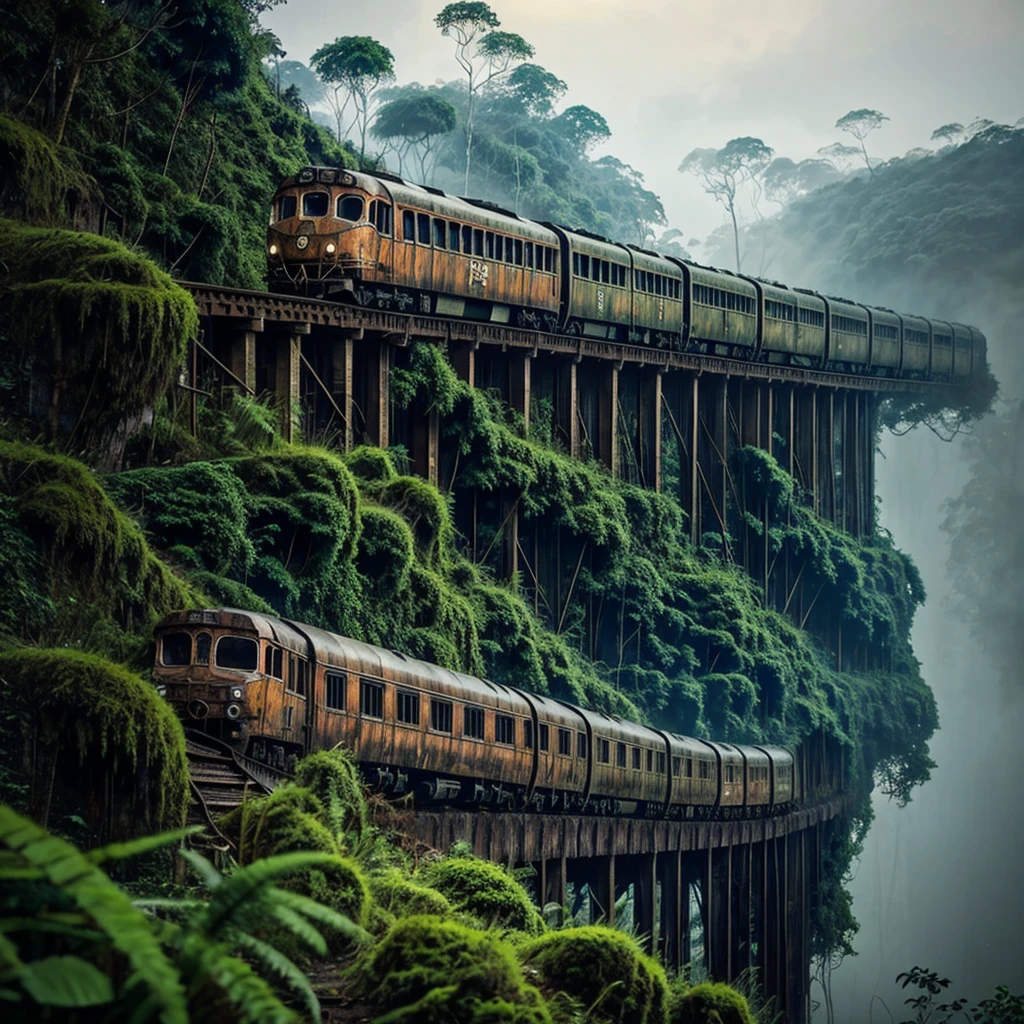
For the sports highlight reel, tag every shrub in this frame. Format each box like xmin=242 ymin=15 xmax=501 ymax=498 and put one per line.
xmin=354 ymin=915 xmax=551 ymax=1024
xmin=292 ymin=747 xmax=368 ymax=837
xmin=671 ymin=982 xmax=755 ymax=1024
xmin=421 ymin=855 xmax=545 ymax=936
xmin=518 ymin=925 xmax=668 ymax=1024
xmin=219 ymin=786 xmax=339 ymax=863
xmin=370 ymin=868 xmax=452 ymax=918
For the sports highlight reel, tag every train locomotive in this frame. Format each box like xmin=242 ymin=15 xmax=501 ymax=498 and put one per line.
xmin=266 ymin=167 xmax=986 ymax=382
xmin=156 ymin=608 xmax=806 ymax=820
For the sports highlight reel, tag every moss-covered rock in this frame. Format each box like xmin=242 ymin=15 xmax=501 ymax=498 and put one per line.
xmin=369 ymin=868 xmax=452 ymax=919
xmin=420 ymin=855 xmax=545 ymax=936
xmin=292 ymin=747 xmax=368 ymax=838
xmin=219 ymin=786 xmax=340 ymax=863
xmin=346 ymin=445 xmax=398 ymax=483
xmin=355 ymin=915 xmax=551 ymax=1024
xmin=670 ymin=982 xmax=754 ymax=1024
xmin=290 ymin=854 xmax=371 ymax=931
xmin=518 ymin=925 xmax=668 ymax=1024
xmin=0 ymin=648 xmax=188 ymax=840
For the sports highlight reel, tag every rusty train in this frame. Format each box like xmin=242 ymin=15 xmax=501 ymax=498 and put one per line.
xmin=266 ymin=167 xmax=985 ymax=381
xmin=156 ymin=609 xmax=839 ymax=820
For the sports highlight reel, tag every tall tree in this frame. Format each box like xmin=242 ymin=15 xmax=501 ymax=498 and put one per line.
xmin=310 ymin=35 xmax=395 ymax=162
xmin=764 ymin=156 xmax=841 ymax=206
xmin=501 ymin=63 xmax=566 ymax=118
xmin=817 ymin=141 xmax=861 ymax=172
xmin=553 ymin=104 xmax=611 ymax=154
xmin=679 ymin=136 xmax=773 ymax=272
xmin=373 ymin=92 xmax=457 ymax=182
xmin=434 ymin=2 xmax=534 ymax=193
xmin=835 ymin=107 xmax=888 ymax=176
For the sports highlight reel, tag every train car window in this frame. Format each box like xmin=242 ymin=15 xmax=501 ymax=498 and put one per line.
xmin=798 ymin=307 xmax=825 ymax=328
xmin=462 ymin=225 xmax=473 ymax=252
xmin=572 ymin=253 xmax=580 ymax=276
xmin=372 ymin=200 xmax=392 ymax=235
xmin=724 ymin=764 xmax=736 ymax=783
xmin=524 ymin=241 xmax=533 ymax=268
xmin=935 ymin=334 xmax=952 ymax=346
xmin=195 ymin=632 xmax=211 ymax=666
xmin=657 ymin=752 xmax=667 ymax=774
xmin=597 ymin=738 xmax=610 ymax=763
xmin=577 ymin=732 xmax=587 ymax=758
xmin=277 ymin=195 xmax=297 ymax=220
xmin=360 ymin=679 xmax=383 ymax=719
xmin=580 ymin=254 xmax=590 ymax=278
xmin=397 ymin=690 xmax=420 ymax=725
xmin=464 ymin=705 xmax=484 ymax=739
xmin=616 ymin=742 xmax=627 ymax=768
xmin=905 ymin=328 xmax=928 ymax=345
xmin=295 ymin=659 xmax=308 ymax=698
xmin=558 ymin=728 xmax=571 ymax=756
xmin=493 ymin=235 xmax=503 ymax=261
xmin=685 ymin=757 xmax=693 ymax=777
xmin=698 ymin=760 xmax=711 ymax=780
xmin=672 ymin=756 xmax=682 ymax=777
xmin=161 ymin=632 xmax=191 ymax=666
xmin=632 ymin=747 xmax=641 ymax=770
xmin=602 ymin=261 xmax=610 ymax=284
xmin=337 ymin=195 xmax=364 ymax=221
xmin=473 ymin=229 xmax=484 ymax=256
xmin=646 ymin=749 xmax=653 ymax=772
xmin=591 ymin=258 xmax=600 ymax=282
xmin=485 ymin=232 xmax=495 ymax=258
xmin=495 ymin=714 xmax=515 ymax=745
xmin=215 ymin=636 xmax=259 ymax=671
xmin=505 ymin=239 xmax=515 ymax=265
xmin=449 ymin=222 xmax=461 ymax=251
xmin=430 ymin=698 xmax=452 ymax=733
xmin=302 ymin=192 xmax=329 ymax=217
xmin=831 ymin=314 xmax=868 ymax=335
xmin=283 ymin=706 xmax=293 ymax=730
xmin=523 ymin=719 xmax=533 ymax=748
xmin=326 ymin=672 xmax=346 ymax=711
xmin=402 ymin=210 xmax=415 ymax=241
xmin=433 ymin=218 xmax=447 ymax=248
xmin=544 ymin=248 xmax=553 ymax=273
xmin=538 ymin=724 xmax=550 ymax=751
xmin=417 ymin=213 xmax=431 ymax=245
xmin=514 ymin=239 xmax=523 ymax=265
xmin=875 ymin=324 xmax=898 ymax=340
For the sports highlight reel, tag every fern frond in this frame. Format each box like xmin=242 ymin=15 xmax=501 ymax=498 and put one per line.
xmin=273 ymin=888 xmax=368 ymax=943
xmin=179 ymin=849 xmax=224 ymax=892
xmin=255 ymin=899 xmax=326 ymax=956
xmin=198 ymin=853 xmax=338 ymax=938
xmin=133 ymin=899 xmax=207 ymax=914
xmin=0 ymin=806 xmax=188 ymax=1024
xmin=226 ymin=930 xmax=320 ymax=1021
xmin=86 ymin=827 xmax=203 ymax=866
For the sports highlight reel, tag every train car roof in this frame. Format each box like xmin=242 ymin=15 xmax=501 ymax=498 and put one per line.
xmin=575 ymin=707 xmax=664 ymax=746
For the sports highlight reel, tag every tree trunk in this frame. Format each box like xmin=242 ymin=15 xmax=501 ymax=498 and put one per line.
xmin=53 ymin=59 xmax=85 ymax=145
xmin=463 ymin=89 xmax=476 ymax=194
xmin=198 ymin=111 xmax=218 ymax=199
xmin=729 ymin=197 xmax=741 ymax=272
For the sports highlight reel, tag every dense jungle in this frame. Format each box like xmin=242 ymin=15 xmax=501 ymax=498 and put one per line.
xmin=0 ymin=1 xmax=1019 ymax=1022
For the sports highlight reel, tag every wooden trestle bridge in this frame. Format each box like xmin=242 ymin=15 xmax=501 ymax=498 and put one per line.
xmin=179 ymin=282 xmax=944 ymax=1020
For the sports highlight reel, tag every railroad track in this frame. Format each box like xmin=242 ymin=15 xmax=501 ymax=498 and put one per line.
xmin=185 ymin=731 xmax=274 ymax=846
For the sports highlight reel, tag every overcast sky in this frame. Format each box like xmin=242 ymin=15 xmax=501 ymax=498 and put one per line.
xmin=263 ymin=0 xmax=1024 ymax=239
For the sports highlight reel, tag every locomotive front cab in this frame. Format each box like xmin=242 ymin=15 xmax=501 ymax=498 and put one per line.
xmin=267 ymin=167 xmax=393 ymax=296
xmin=154 ymin=609 xmax=265 ymax=746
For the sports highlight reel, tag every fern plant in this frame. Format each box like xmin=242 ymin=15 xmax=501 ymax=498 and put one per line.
xmin=0 ymin=804 xmax=365 ymax=1021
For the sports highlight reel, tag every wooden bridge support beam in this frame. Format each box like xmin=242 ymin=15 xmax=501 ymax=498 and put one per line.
xmin=598 ymin=363 xmax=620 ymax=477
xmin=229 ymin=319 xmax=260 ymax=395
xmin=449 ymin=340 xmax=477 ymax=387
xmin=274 ymin=325 xmax=307 ymax=443
xmin=358 ymin=337 xmax=390 ymax=449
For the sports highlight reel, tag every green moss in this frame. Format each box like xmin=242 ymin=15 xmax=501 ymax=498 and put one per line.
xmin=518 ymin=926 xmax=668 ymax=1024
xmin=0 ymin=648 xmax=188 ymax=838
xmin=219 ymin=786 xmax=340 ymax=863
xmin=0 ymin=220 xmax=197 ymax=453
xmin=420 ymin=855 xmax=545 ymax=936
xmin=369 ymin=869 xmax=452 ymax=918
xmin=670 ymin=982 xmax=754 ymax=1024
xmin=354 ymin=916 xmax=551 ymax=1024
xmin=346 ymin=445 xmax=399 ymax=483
xmin=290 ymin=854 xmax=371 ymax=930
xmin=292 ymin=748 xmax=368 ymax=838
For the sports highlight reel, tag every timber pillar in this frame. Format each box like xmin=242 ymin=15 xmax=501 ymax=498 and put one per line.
xmin=597 ymin=363 xmax=620 ymax=477
xmin=229 ymin=319 xmax=260 ymax=395
xmin=330 ymin=332 xmax=356 ymax=451
xmin=359 ymin=337 xmax=390 ymax=448
xmin=274 ymin=325 xmax=307 ymax=443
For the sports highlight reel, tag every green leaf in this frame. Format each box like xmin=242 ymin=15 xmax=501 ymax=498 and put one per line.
xmin=228 ymin=930 xmax=320 ymax=1021
xmin=273 ymin=888 xmax=368 ymax=943
xmin=19 ymin=955 xmax=114 ymax=1007
xmin=180 ymin=848 xmax=224 ymax=892
xmin=0 ymin=806 xmax=188 ymax=1024
xmin=86 ymin=826 xmax=203 ymax=865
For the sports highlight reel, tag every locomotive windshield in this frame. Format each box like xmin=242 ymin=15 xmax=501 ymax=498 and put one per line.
xmin=215 ymin=636 xmax=259 ymax=671
xmin=337 ymin=194 xmax=364 ymax=221
xmin=161 ymin=632 xmax=191 ymax=666
xmin=302 ymin=192 xmax=329 ymax=217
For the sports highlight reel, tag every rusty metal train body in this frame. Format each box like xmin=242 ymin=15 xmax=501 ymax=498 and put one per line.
xmin=266 ymin=167 xmax=986 ymax=381
xmin=157 ymin=609 xmax=808 ymax=820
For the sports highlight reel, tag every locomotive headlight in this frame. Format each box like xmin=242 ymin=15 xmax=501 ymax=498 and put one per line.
xmin=296 ymin=236 xmax=309 ymax=250
xmin=226 ymin=703 xmax=242 ymax=720
xmin=325 ymin=243 xmax=336 ymax=254
xmin=156 ymin=684 xmax=167 ymax=698
xmin=231 ymin=687 xmax=244 ymax=700
xmin=268 ymin=243 xmax=278 ymax=255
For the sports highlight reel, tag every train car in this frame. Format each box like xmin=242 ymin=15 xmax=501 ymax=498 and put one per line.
xmin=901 ymin=313 xmax=932 ymax=378
xmin=757 ymin=745 xmax=796 ymax=809
xmin=666 ymin=734 xmax=718 ymax=814
xmin=550 ymin=227 xmax=633 ymax=340
xmin=867 ymin=306 xmax=903 ymax=376
xmin=752 ymin=281 xmax=829 ymax=367
xmin=627 ymin=246 xmax=684 ymax=349
xmin=825 ymin=296 xmax=871 ymax=369
xmin=702 ymin=741 xmax=745 ymax=811
xmin=521 ymin=692 xmax=589 ymax=811
xmin=683 ymin=263 xmax=759 ymax=357
xmin=738 ymin=744 xmax=772 ymax=811
xmin=951 ymin=323 xmax=974 ymax=380
xmin=562 ymin=709 xmax=668 ymax=814
xmin=929 ymin=319 xmax=955 ymax=380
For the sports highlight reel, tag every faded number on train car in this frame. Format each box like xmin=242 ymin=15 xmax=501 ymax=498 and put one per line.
xmin=469 ymin=260 xmax=489 ymax=288
xmin=597 ymin=289 xmax=605 ymax=314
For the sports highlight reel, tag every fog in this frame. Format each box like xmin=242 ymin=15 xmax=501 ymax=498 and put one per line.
xmin=264 ymin=0 xmax=1024 ymax=1011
